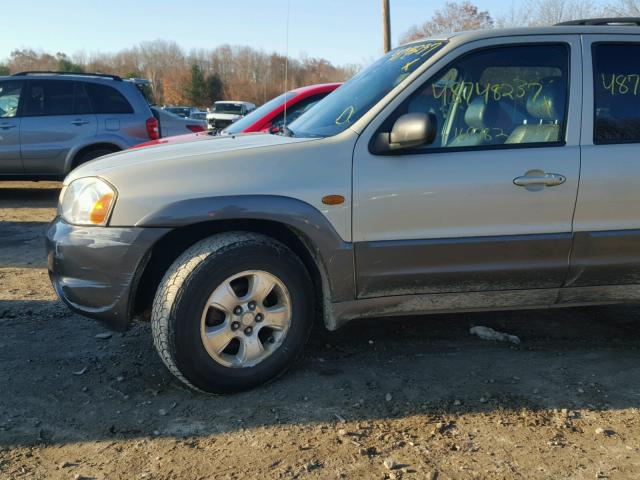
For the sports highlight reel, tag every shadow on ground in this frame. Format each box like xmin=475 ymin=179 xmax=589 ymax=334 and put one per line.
xmin=0 ymin=184 xmax=60 ymax=209
xmin=1 ymin=298 xmax=639 ymax=448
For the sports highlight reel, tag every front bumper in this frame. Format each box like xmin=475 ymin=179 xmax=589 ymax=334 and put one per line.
xmin=46 ymin=217 xmax=170 ymax=331
xmin=207 ymin=118 xmax=234 ymax=130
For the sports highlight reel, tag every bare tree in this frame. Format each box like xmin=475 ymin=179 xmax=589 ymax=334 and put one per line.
xmin=1 ymin=41 xmax=358 ymax=106
xmin=606 ymin=0 xmax=640 ymax=15
xmin=496 ymin=0 xmax=606 ymax=27
xmin=7 ymin=49 xmax=57 ymax=72
xmin=400 ymin=1 xmax=493 ymax=43
xmin=133 ymin=40 xmax=186 ymax=102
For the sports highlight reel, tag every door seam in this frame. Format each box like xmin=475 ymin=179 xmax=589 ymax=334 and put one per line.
xmin=560 ymin=33 xmax=585 ymax=293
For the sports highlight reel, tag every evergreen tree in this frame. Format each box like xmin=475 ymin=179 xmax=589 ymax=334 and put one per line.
xmin=184 ymin=64 xmax=207 ymax=106
xmin=205 ymin=74 xmax=223 ymax=105
xmin=56 ymin=53 xmax=84 ymax=73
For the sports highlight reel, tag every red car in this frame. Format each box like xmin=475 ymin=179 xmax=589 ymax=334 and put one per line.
xmin=133 ymin=83 xmax=341 ymax=148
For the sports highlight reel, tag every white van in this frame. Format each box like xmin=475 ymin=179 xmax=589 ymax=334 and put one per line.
xmin=206 ymin=100 xmax=256 ymax=131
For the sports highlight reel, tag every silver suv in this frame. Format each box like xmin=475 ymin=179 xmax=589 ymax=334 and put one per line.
xmin=0 ymin=72 xmax=158 ymax=179
xmin=47 ymin=19 xmax=640 ymax=393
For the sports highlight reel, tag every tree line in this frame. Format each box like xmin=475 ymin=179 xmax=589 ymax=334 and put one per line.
xmin=0 ymin=42 xmax=358 ymax=108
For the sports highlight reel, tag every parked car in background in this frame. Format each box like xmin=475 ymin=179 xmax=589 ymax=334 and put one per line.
xmin=206 ymin=100 xmax=255 ymax=131
xmin=223 ymin=83 xmax=341 ymax=135
xmin=131 ymin=83 xmax=341 ymax=149
xmin=151 ymin=106 xmax=206 ymax=137
xmin=189 ymin=111 xmax=207 ymax=121
xmin=0 ymin=71 xmax=158 ymax=179
xmin=163 ymin=106 xmax=203 ymax=119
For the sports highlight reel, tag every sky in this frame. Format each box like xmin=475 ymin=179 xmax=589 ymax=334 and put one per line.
xmin=0 ymin=0 xmax=523 ymax=66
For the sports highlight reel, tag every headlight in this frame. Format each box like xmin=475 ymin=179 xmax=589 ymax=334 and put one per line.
xmin=60 ymin=177 xmax=117 ymax=226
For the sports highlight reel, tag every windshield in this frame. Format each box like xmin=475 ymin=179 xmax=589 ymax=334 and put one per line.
xmin=224 ymin=92 xmax=292 ymax=134
xmin=213 ymin=103 xmax=243 ymax=114
xmin=289 ymin=40 xmax=446 ymax=138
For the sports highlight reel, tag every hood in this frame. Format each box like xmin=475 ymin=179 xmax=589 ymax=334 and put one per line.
xmin=66 ymin=133 xmax=316 ymax=184
xmin=206 ymin=112 xmax=242 ymax=120
xmin=131 ymin=131 xmax=211 ymax=149
xmin=71 ymin=128 xmax=358 ymax=237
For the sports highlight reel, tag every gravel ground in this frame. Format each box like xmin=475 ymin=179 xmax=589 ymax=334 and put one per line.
xmin=1 ymin=180 xmax=640 ymax=479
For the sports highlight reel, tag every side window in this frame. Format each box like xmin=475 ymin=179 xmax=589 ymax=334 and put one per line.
xmin=271 ymin=94 xmax=327 ymax=129
xmin=74 ymin=82 xmax=93 ymax=115
xmin=85 ymin=83 xmax=134 ymax=114
xmin=593 ymin=43 xmax=640 ymax=144
xmin=24 ymin=80 xmax=75 ymax=116
xmin=382 ymin=44 xmax=569 ymax=151
xmin=0 ymin=81 xmax=23 ymax=118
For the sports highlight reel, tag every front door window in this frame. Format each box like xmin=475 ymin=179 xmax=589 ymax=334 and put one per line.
xmin=0 ymin=81 xmax=23 ymax=118
xmin=379 ymin=44 xmax=569 ymax=152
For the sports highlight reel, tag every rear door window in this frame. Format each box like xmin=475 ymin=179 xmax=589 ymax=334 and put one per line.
xmin=592 ymin=43 xmax=640 ymax=144
xmin=85 ymin=83 xmax=134 ymax=114
xmin=23 ymin=80 xmax=99 ymax=116
xmin=24 ymin=80 xmax=75 ymax=116
xmin=73 ymin=82 xmax=93 ymax=114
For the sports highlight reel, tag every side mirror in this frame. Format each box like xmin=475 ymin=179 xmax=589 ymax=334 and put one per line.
xmin=371 ymin=112 xmax=437 ymax=154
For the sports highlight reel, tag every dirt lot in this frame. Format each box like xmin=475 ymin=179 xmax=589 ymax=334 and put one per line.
xmin=1 ymin=181 xmax=640 ymax=480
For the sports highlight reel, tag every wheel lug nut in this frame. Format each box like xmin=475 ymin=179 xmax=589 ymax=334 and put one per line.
xmin=248 ymin=301 xmax=257 ymax=311
xmin=231 ymin=321 xmax=240 ymax=331
xmin=233 ymin=306 xmax=243 ymax=315
xmin=255 ymin=313 xmax=264 ymax=322
xmin=268 ymin=336 xmax=275 ymax=344
xmin=244 ymin=327 xmax=253 ymax=335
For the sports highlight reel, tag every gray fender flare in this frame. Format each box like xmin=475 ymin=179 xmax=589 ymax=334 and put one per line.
xmin=137 ymin=195 xmax=355 ymax=325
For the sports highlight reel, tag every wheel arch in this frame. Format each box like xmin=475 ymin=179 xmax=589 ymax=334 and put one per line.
xmin=68 ymin=142 xmax=123 ymax=171
xmin=132 ymin=195 xmax=355 ymax=330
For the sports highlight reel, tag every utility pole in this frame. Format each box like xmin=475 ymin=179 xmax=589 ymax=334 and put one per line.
xmin=382 ymin=0 xmax=391 ymax=53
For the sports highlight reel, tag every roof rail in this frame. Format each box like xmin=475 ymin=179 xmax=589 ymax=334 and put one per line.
xmin=556 ymin=17 xmax=640 ymax=26
xmin=12 ymin=71 xmax=122 ymax=81
xmin=123 ymin=77 xmax=151 ymax=86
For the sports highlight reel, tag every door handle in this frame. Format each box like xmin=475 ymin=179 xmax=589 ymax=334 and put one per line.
xmin=71 ymin=119 xmax=90 ymax=126
xmin=0 ymin=123 xmax=17 ymax=130
xmin=514 ymin=172 xmax=566 ymax=188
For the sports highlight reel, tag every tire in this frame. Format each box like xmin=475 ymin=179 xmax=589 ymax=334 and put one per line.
xmin=74 ymin=147 xmax=118 ymax=168
xmin=151 ymin=232 xmax=315 ymax=393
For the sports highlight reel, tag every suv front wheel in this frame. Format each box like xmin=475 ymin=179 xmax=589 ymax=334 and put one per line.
xmin=74 ymin=147 xmax=119 ymax=169
xmin=151 ymin=232 xmax=315 ymax=393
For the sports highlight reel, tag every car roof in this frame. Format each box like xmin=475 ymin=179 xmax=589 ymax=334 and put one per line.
xmin=290 ymin=83 xmax=342 ymax=95
xmin=0 ymin=73 xmax=154 ymax=92
xmin=401 ymin=24 xmax=640 ymax=48
xmin=1 ymin=72 xmax=125 ymax=82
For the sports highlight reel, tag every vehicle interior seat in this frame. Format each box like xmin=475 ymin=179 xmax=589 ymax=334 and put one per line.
xmin=448 ymin=96 xmax=499 ymax=147
xmin=505 ymin=78 xmax=564 ymax=144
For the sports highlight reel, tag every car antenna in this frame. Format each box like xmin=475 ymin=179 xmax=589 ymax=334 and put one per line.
xmin=283 ymin=0 xmax=291 ymax=132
